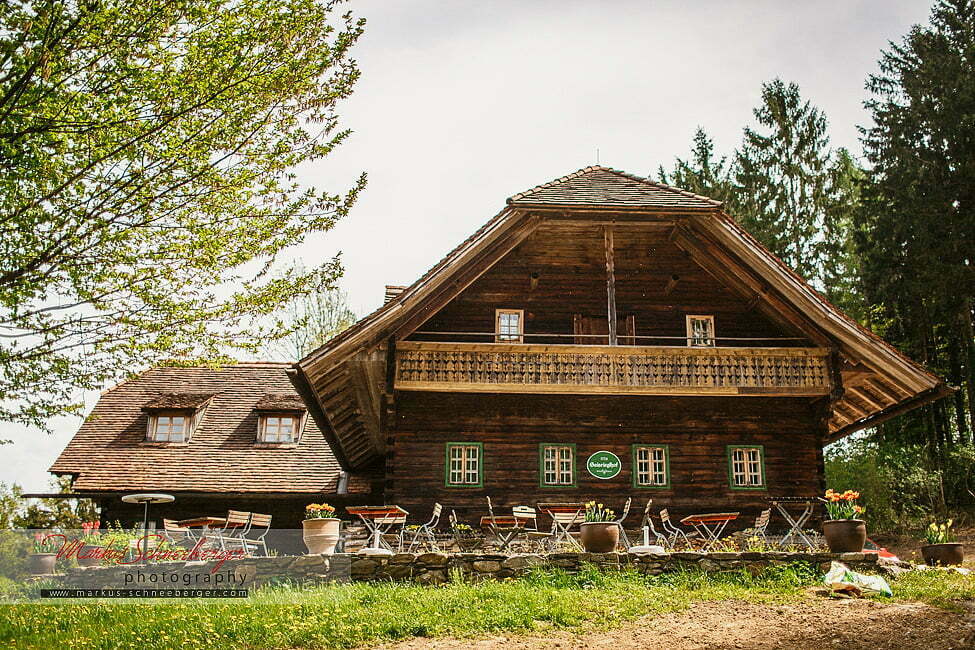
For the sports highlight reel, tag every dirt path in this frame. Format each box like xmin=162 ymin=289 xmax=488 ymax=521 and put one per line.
xmin=382 ymin=598 xmax=975 ymax=650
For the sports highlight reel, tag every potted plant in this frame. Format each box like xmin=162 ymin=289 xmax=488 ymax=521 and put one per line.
xmin=579 ymin=501 xmax=618 ymax=553
xmin=921 ymin=520 xmax=964 ymax=566
xmin=28 ymin=533 xmax=58 ymax=575
xmin=302 ymin=503 xmax=340 ymax=555
xmin=77 ymin=520 xmax=104 ymax=568
xmin=820 ymin=489 xmax=867 ymax=553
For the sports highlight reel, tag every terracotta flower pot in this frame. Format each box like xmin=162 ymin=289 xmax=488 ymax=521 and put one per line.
xmin=580 ymin=522 xmax=620 ymax=553
xmin=29 ymin=553 xmax=57 ymax=575
xmin=822 ymin=519 xmax=866 ymax=553
xmin=921 ymin=543 xmax=964 ymax=567
xmin=78 ymin=545 xmax=104 ymax=568
xmin=302 ymin=518 xmax=341 ymax=555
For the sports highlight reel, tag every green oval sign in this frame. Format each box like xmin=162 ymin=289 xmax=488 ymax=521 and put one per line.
xmin=586 ymin=450 xmax=622 ymax=480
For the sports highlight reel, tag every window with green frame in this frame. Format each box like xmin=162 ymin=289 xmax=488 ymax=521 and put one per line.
xmin=445 ymin=442 xmax=483 ymax=487
xmin=727 ymin=445 xmax=766 ymax=490
xmin=632 ymin=444 xmax=670 ymax=488
xmin=539 ymin=443 xmax=575 ymax=487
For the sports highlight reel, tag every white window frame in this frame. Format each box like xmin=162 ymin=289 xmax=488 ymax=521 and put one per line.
xmin=147 ymin=413 xmax=188 ymax=443
xmin=541 ymin=444 xmax=575 ymax=486
xmin=686 ymin=315 xmax=715 ymax=347
xmin=730 ymin=446 xmax=765 ymax=488
xmin=634 ymin=445 xmax=669 ymax=487
xmin=495 ymin=308 xmax=524 ymax=343
xmin=446 ymin=443 xmax=482 ymax=486
xmin=259 ymin=414 xmax=300 ymax=444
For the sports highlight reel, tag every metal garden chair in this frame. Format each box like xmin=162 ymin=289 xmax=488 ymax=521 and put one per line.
xmin=611 ymin=497 xmax=632 ymax=550
xmin=659 ymin=508 xmax=694 ymax=550
xmin=743 ymin=508 xmax=771 ymax=544
xmin=162 ymin=519 xmax=196 ymax=548
xmin=215 ymin=510 xmax=251 ymax=551
xmin=234 ymin=512 xmax=272 ymax=557
xmin=512 ymin=505 xmax=553 ymax=551
xmin=633 ymin=499 xmax=668 ymax=549
xmin=406 ymin=503 xmax=443 ymax=552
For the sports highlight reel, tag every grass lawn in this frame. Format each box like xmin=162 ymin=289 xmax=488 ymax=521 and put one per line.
xmin=0 ymin=564 xmax=972 ymax=649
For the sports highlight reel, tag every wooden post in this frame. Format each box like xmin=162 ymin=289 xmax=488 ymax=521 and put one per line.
xmin=604 ymin=225 xmax=617 ymax=346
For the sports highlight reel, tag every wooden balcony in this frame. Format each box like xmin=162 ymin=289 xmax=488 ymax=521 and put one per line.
xmin=394 ymin=341 xmax=832 ymax=396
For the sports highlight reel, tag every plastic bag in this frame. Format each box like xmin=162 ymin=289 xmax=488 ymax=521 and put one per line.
xmin=823 ymin=561 xmax=892 ymax=597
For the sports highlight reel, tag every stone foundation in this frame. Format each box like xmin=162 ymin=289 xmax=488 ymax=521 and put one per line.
xmin=55 ymin=551 xmax=879 ymax=590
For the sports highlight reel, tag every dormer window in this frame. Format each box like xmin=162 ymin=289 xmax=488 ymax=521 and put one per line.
xmin=495 ymin=309 xmax=524 ymax=343
xmin=253 ymin=393 xmax=307 ymax=445
xmin=686 ymin=315 xmax=715 ymax=347
xmin=148 ymin=413 xmax=187 ymax=442
xmin=142 ymin=393 xmax=213 ymax=444
xmin=259 ymin=414 xmax=298 ymax=444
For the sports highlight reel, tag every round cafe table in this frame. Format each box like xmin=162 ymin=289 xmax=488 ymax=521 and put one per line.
xmin=121 ymin=493 xmax=175 ymax=564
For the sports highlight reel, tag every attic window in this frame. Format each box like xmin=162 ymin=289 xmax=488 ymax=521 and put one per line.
xmin=495 ymin=309 xmax=524 ymax=343
xmin=147 ymin=413 xmax=188 ymax=443
xmin=142 ymin=393 xmax=212 ymax=444
xmin=686 ymin=315 xmax=715 ymax=347
xmin=259 ymin=414 xmax=299 ymax=444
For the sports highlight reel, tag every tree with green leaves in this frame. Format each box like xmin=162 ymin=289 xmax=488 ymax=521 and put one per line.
xmin=655 ymin=128 xmax=735 ymax=204
xmin=0 ymin=0 xmax=366 ymax=430
xmin=658 ymin=82 xmax=864 ymax=314
xmin=262 ymin=266 xmax=357 ymax=359
xmin=857 ymin=0 xmax=975 ymax=447
xmin=733 ymin=79 xmax=831 ymax=281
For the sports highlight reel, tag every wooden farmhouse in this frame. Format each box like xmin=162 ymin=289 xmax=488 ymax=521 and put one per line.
xmin=51 ymin=166 xmax=951 ymax=529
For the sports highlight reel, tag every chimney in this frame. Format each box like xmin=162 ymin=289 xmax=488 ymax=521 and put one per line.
xmin=384 ymin=285 xmax=407 ymax=304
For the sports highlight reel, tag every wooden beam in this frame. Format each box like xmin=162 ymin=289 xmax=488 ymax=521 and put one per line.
xmin=604 ymin=225 xmax=617 ymax=346
xmin=670 ymin=225 xmax=831 ymax=346
xmin=848 ymin=385 xmax=884 ymax=411
xmin=390 ymin=213 xmax=541 ymax=340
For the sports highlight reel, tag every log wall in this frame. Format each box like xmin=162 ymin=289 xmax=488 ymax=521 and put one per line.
xmin=388 ymin=392 xmax=827 ymax=529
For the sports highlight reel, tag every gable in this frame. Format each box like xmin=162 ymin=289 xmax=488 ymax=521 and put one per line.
xmin=413 ymin=222 xmax=801 ymax=346
xmin=297 ymin=166 xmax=949 ymax=468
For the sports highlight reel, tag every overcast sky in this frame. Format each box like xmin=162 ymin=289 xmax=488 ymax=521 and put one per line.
xmin=3 ymin=0 xmax=933 ymax=493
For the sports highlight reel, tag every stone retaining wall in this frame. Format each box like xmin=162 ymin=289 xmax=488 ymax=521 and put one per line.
xmin=56 ymin=551 xmax=879 ymax=590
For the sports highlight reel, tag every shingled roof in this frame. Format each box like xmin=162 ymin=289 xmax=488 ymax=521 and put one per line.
xmin=507 ymin=166 xmax=722 ymax=210
xmin=51 ymin=364 xmax=369 ymax=495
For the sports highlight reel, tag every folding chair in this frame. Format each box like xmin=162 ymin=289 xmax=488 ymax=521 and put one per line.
xmin=234 ymin=513 xmax=272 ymax=557
xmin=743 ymin=508 xmax=771 ymax=544
xmin=406 ymin=503 xmax=443 ymax=553
xmin=634 ymin=499 xmax=668 ymax=549
xmin=162 ymin=519 xmax=196 ymax=548
xmin=611 ymin=497 xmax=632 ymax=550
xmin=512 ymin=505 xmax=553 ymax=552
xmin=659 ymin=508 xmax=694 ymax=550
xmin=215 ymin=510 xmax=251 ymax=551
xmin=484 ymin=496 xmax=524 ymax=552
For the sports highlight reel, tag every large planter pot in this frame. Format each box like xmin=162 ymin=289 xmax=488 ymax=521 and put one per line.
xmin=302 ymin=518 xmax=341 ymax=555
xmin=579 ymin=522 xmax=620 ymax=553
xmin=921 ymin=543 xmax=965 ymax=567
xmin=29 ymin=553 xmax=57 ymax=575
xmin=822 ymin=519 xmax=866 ymax=553
xmin=78 ymin=545 xmax=104 ymax=568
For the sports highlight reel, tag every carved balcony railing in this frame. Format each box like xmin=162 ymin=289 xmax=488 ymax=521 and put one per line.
xmin=394 ymin=341 xmax=831 ymax=396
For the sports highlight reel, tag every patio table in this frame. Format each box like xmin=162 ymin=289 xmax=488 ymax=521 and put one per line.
xmin=479 ymin=515 xmax=524 ymax=552
xmin=680 ymin=512 xmax=739 ymax=551
xmin=346 ymin=505 xmax=409 ymax=556
xmin=121 ymin=493 xmax=174 ymax=565
xmin=767 ymin=496 xmax=817 ymax=549
xmin=177 ymin=516 xmax=233 ymax=529
xmin=537 ymin=502 xmax=584 ymax=550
